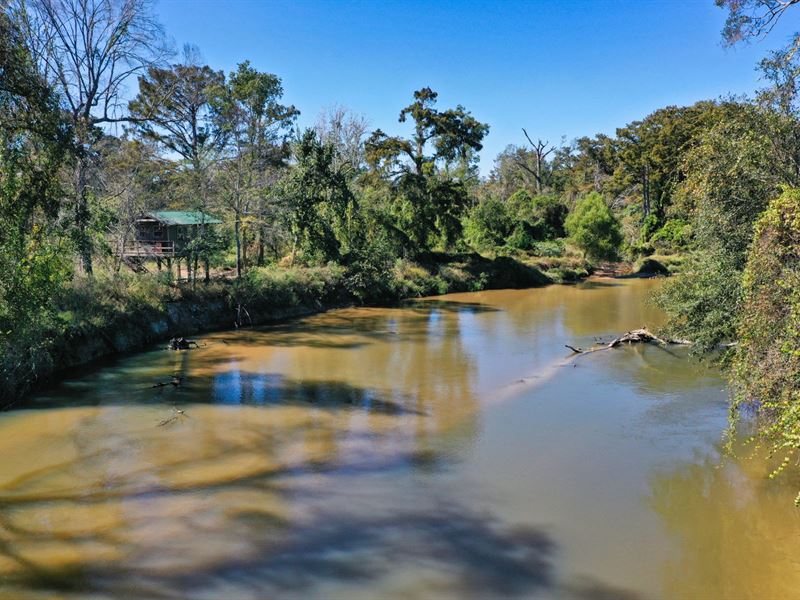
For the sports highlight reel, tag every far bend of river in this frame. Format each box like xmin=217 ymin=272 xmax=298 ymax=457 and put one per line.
xmin=2 ymin=278 xmax=800 ymax=600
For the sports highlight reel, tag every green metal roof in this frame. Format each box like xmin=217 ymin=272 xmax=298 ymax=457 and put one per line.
xmin=146 ymin=211 xmax=222 ymax=226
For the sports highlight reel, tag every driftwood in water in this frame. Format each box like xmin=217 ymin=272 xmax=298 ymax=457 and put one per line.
xmin=151 ymin=375 xmax=184 ymax=389
xmin=158 ymin=407 xmax=189 ymax=427
xmin=565 ymin=328 xmax=691 ymax=356
xmin=167 ymin=337 xmax=199 ymax=350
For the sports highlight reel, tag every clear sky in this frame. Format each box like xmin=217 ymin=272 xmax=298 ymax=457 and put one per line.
xmin=153 ymin=0 xmax=796 ymax=174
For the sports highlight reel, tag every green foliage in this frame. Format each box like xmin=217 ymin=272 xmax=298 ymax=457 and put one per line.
xmin=655 ymin=249 xmax=742 ymax=354
xmin=529 ymin=194 xmax=568 ymax=239
xmin=343 ymin=229 xmax=398 ymax=302
xmin=283 ymin=129 xmax=356 ymax=263
xmin=680 ymin=103 xmax=779 ymax=264
xmin=365 ymin=88 xmax=488 ymax=251
xmin=0 ymin=10 xmax=73 ymax=399
xmin=655 ymin=103 xmax=784 ymax=355
xmin=651 ymin=218 xmax=692 ymax=249
xmin=564 ymin=192 xmax=623 ymax=261
xmin=241 ymin=264 xmax=346 ymax=308
xmin=731 ymin=188 xmax=800 ymax=500
xmin=505 ymin=222 xmax=539 ymax=251
xmin=129 ymin=62 xmax=226 ymax=166
xmin=463 ymin=198 xmax=514 ymax=251
xmin=531 ymin=239 xmax=565 ymax=257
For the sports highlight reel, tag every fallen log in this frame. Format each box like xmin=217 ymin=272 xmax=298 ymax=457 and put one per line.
xmin=167 ymin=337 xmax=199 ymax=351
xmin=151 ymin=375 xmax=184 ymax=389
xmin=566 ymin=328 xmax=691 ymax=356
xmin=158 ymin=407 xmax=189 ymax=427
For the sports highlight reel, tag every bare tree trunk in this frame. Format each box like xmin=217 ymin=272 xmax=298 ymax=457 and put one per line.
xmin=234 ymin=214 xmax=242 ymax=279
xmin=535 ymin=152 xmax=542 ymax=194
xmin=290 ymin=231 xmax=299 ymax=266
xmin=74 ymin=157 xmax=93 ymax=275
xmin=257 ymin=226 xmax=265 ymax=266
xmin=241 ymin=228 xmax=248 ymax=270
xmin=521 ymin=129 xmax=553 ymax=196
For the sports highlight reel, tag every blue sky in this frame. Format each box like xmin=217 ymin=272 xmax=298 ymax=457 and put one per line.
xmin=154 ymin=0 xmax=797 ymax=174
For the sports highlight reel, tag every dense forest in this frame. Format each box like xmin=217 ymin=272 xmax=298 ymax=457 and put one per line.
xmin=2 ymin=1 xmax=800 ymax=494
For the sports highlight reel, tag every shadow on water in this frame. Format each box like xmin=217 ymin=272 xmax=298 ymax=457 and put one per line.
xmin=574 ymin=280 xmax=623 ymax=290
xmin=401 ymin=299 xmax=500 ymax=313
xmin=0 ymin=501 xmax=555 ymax=599
xmin=172 ymin=507 xmax=554 ymax=598
xmin=20 ymin=367 xmax=425 ymax=417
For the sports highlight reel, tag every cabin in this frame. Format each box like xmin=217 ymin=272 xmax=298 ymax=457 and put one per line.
xmin=122 ymin=210 xmax=222 ymax=259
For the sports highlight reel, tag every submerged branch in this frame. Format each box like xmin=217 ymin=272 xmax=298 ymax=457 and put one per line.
xmin=566 ymin=328 xmax=692 ymax=357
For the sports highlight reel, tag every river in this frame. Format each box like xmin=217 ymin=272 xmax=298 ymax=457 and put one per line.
xmin=1 ymin=278 xmax=799 ymax=599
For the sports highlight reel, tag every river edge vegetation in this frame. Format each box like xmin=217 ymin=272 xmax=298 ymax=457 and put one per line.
xmin=3 ymin=1 xmax=800 ymax=495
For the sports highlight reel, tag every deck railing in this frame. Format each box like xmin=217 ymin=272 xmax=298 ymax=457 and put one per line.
xmin=121 ymin=239 xmax=176 ymax=257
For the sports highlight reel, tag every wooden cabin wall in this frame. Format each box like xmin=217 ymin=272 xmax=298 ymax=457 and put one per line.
xmin=135 ymin=222 xmax=155 ymax=240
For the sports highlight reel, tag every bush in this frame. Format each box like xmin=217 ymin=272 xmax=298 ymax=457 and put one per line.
xmin=731 ymin=188 xmax=800 ymax=502
xmin=564 ymin=192 xmax=623 ymax=261
xmin=651 ymin=219 xmax=693 ymax=249
xmin=391 ymin=259 xmax=448 ymax=297
xmin=655 ymin=248 xmax=742 ymax=354
xmin=633 ymin=257 xmax=670 ymax=277
xmin=505 ymin=222 xmax=539 ymax=251
xmin=463 ymin=198 xmax=514 ymax=252
xmin=530 ymin=239 xmax=565 ymax=257
xmin=242 ymin=264 xmax=347 ymax=308
xmin=530 ymin=194 xmax=568 ymax=239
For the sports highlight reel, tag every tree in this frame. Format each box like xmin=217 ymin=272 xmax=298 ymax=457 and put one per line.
xmin=717 ymin=0 xmax=800 ymax=46
xmin=365 ymin=87 xmax=488 ymax=250
xmin=128 ymin=47 xmax=226 ymax=280
xmin=213 ymin=61 xmax=298 ymax=278
xmin=129 ymin=48 xmax=225 ymax=171
xmin=612 ymin=102 xmax=721 ymax=225
xmin=16 ymin=0 xmax=170 ymax=275
xmin=550 ymin=135 xmax=618 ymax=200
xmin=282 ymin=129 xmax=355 ymax=263
xmin=731 ymin=187 xmax=800 ymax=503
xmin=655 ymin=101 xmax=790 ymax=352
xmin=463 ymin=198 xmax=514 ymax=252
xmin=0 ymin=9 xmax=72 ymax=395
xmin=314 ymin=105 xmax=369 ymax=177
xmin=564 ymin=192 xmax=622 ymax=261
xmin=97 ymin=137 xmax=170 ymax=270
xmin=519 ymin=129 xmax=554 ymax=194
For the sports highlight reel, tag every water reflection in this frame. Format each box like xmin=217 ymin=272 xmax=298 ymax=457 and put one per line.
xmin=649 ymin=447 xmax=800 ymax=599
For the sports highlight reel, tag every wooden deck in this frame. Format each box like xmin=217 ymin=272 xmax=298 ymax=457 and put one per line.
xmin=121 ymin=240 xmax=176 ymax=257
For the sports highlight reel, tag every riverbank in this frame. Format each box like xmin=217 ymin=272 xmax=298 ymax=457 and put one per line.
xmin=2 ymin=252 xmax=595 ymax=405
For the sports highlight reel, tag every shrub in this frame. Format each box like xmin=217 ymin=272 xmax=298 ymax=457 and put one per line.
xmin=463 ymin=198 xmax=514 ymax=252
xmin=564 ymin=192 xmax=623 ymax=261
xmin=731 ymin=188 xmax=800 ymax=502
xmin=530 ymin=239 xmax=565 ymax=257
xmin=651 ymin=219 xmax=693 ymax=249
xmin=530 ymin=194 xmax=568 ymax=239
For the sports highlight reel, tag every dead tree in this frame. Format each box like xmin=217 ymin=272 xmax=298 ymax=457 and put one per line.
xmin=17 ymin=0 xmax=171 ymax=274
xmin=516 ymin=128 xmax=554 ymax=194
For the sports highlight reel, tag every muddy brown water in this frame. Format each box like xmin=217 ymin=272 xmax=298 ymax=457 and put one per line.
xmin=1 ymin=278 xmax=799 ymax=599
